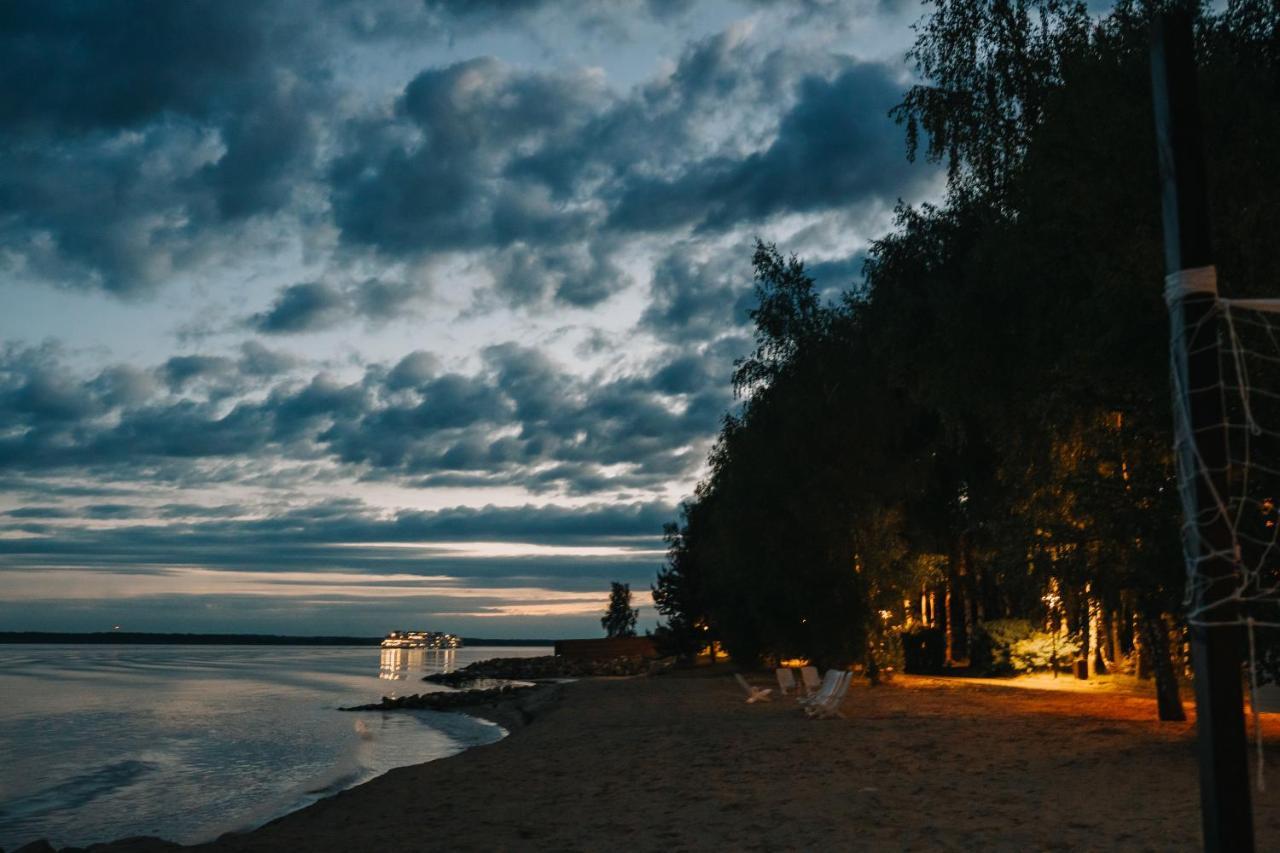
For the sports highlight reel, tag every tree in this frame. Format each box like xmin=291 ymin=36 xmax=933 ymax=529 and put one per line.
xmin=652 ymin=514 xmax=712 ymax=659
xmin=602 ymin=582 xmax=638 ymax=638
xmin=654 ymin=0 xmax=1280 ymax=717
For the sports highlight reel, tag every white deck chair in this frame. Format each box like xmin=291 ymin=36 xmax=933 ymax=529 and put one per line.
xmin=734 ymin=673 xmax=773 ymax=703
xmin=775 ymin=667 xmax=798 ymax=696
xmin=799 ymin=665 xmax=821 ymax=696
xmin=797 ymin=668 xmax=840 ymax=706
xmin=805 ymin=671 xmax=852 ymax=719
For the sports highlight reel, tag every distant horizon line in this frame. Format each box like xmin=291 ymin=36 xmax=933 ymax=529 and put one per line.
xmin=0 ymin=631 xmax=563 ymax=646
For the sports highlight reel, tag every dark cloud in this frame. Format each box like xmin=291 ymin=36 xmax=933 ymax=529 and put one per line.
xmin=250 ymin=282 xmax=348 ymax=334
xmin=83 ymin=503 xmax=150 ymax=519
xmin=4 ymin=506 xmax=74 ymax=519
xmin=0 ymin=339 xmax=732 ymax=496
xmin=0 ymin=1 xmax=327 ymax=295
xmin=386 ymin=351 xmax=442 ymax=390
xmin=650 ymin=353 xmax=711 ymax=395
xmin=0 ymin=499 xmax=672 ymax=580
xmin=488 ymin=242 xmax=628 ymax=309
xmin=806 ymin=250 xmax=868 ymax=301
xmin=250 ymin=279 xmax=428 ymax=334
xmin=325 ymin=32 xmax=859 ymax=310
xmin=237 ymin=341 xmax=302 ymax=377
xmin=161 ymin=354 xmax=237 ymax=391
xmin=352 ymin=278 xmax=425 ymax=322
xmin=2 ymin=5 xmax=926 ymax=318
xmin=0 ymin=1 xmax=273 ymax=135
xmin=639 ymin=247 xmax=756 ymax=344
xmin=329 ymin=57 xmax=602 ymax=257
xmin=504 ymin=27 xmax=793 ymax=200
xmin=155 ymin=503 xmax=252 ymax=519
xmin=90 ymin=365 xmax=159 ymax=408
xmin=609 ymin=62 xmax=928 ymax=232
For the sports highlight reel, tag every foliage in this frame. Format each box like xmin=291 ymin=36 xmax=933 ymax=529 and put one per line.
xmin=892 ymin=0 xmax=1091 ymax=201
xmin=900 ymin=626 xmax=948 ymax=674
xmin=601 ymin=582 xmax=638 ymax=638
xmin=970 ymin=618 xmax=1080 ymax=674
xmin=649 ymin=0 xmax=1280 ymax=707
xmin=651 ymin=516 xmax=711 ymax=659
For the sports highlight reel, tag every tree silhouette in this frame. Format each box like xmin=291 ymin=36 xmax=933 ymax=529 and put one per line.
xmin=601 ymin=582 xmax=638 ymax=638
xmin=652 ymin=0 xmax=1280 ymax=716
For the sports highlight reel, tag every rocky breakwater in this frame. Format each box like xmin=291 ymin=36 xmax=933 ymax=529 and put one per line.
xmin=340 ymin=681 xmax=565 ymax=729
xmin=340 ymin=683 xmax=537 ymax=713
xmin=422 ymin=654 xmax=674 ymax=687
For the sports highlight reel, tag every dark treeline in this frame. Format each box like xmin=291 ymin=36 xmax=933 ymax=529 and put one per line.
xmin=652 ymin=0 xmax=1280 ymax=719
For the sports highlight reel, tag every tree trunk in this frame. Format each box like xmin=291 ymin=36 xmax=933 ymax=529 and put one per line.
xmin=964 ymin=550 xmax=979 ymax=658
xmin=1140 ymin=611 xmax=1187 ymax=721
xmin=1134 ymin=611 xmax=1154 ymax=679
xmin=1078 ymin=589 xmax=1091 ymax=680
xmin=1092 ymin=598 xmax=1108 ymax=676
xmin=1107 ymin=607 xmax=1121 ymax=670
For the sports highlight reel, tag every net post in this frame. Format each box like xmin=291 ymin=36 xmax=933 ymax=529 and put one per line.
xmin=1150 ymin=9 xmax=1254 ymax=853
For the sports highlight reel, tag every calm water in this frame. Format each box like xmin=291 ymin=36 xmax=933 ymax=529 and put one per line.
xmin=0 ymin=644 xmax=550 ymax=851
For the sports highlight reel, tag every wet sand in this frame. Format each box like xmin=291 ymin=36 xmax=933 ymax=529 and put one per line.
xmin=98 ymin=668 xmax=1279 ymax=852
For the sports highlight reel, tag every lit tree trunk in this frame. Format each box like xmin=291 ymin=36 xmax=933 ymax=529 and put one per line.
xmin=1106 ymin=607 xmax=1120 ymax=669
xmin=942 ymin=582 xmax=954 ymax=664
xmin=1118 ymin=594 xmax=1136 ymax=660
xmin=1091 ymin=597 xmax=1108 ymax=676
xmin=1133 ymin=610 xmax=1154 ymax=679
xmin=948 ymin=543 xmax=969 ymax=662
xmin=963 ymin=540 xmax=980 ymax=657
xmin=1140 ymin=610 xmax=1187 ymax=721
xmin=1078 ymin=587 xmax=1091 ymax=679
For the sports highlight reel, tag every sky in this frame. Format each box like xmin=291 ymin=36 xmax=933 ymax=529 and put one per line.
xmin=0 ymin=0 xmax=941 ymax=638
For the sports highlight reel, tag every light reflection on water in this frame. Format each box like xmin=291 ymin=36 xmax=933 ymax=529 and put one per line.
xmin=0 ymin=644 xmax=549 ymax=851
xmin=378 ymin=646 xmax=458 ymax=680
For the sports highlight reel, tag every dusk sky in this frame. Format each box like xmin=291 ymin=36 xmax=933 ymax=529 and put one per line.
xmin=0 ymin=0 xmax=941 ymax=638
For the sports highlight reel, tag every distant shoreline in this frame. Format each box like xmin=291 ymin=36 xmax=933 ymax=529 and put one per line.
xmin=0 ymin=631 xmax=557 ymax=646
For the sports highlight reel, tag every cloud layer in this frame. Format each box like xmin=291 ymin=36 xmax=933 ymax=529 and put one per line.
xmin=0 ymin=0 xmax=934 ymax=635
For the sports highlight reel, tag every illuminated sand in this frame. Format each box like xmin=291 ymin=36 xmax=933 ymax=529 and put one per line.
xmin=123 ymin=670 xmax=1280 ymax=851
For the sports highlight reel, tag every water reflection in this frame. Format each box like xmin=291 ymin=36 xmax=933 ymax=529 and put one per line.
xmin=0 ymin=645 xmax=551 ymax=851
xmin=378 ymin=647 xmax=457 ymax=680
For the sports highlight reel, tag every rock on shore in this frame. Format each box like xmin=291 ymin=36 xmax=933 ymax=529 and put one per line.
xmin=422 ymin=654 xmax=673 ymax=686
xmin=342 ymin=681 xmax=563 ymax=731
xmin=339 ymin=683 xmax=537 ymax=713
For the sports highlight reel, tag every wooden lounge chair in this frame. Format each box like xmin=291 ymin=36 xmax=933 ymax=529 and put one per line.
xmin=734 ymin=673 xmax=773 ymax=703
xmin=775 ymin=667 xmax=798 ymax=696
xmin=799 ymin=665 xmax=821 ymax=696
xmin=805 ymin=671 xmax=852 ymax=719
xmin=797 ymin=668 xmax=840 ymax=706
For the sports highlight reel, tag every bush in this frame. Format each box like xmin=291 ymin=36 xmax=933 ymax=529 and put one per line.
xmin=970 ymin=619 xmax=1079 ymax=675
xmin=899 ymin=626 xmax=947 ymax=674
xmin=650 ymin=623 xmax=704 ymax=662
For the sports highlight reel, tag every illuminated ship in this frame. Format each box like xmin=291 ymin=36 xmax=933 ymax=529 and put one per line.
xmin=380 ymin=630 xmax=463 ymax=649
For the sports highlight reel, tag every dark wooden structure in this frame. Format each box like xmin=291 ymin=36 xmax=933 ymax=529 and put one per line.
xmin=553 ymin=636 xmax=657 ymax=661
xmin=1151 ymin=10 xmax=1253 ymax=852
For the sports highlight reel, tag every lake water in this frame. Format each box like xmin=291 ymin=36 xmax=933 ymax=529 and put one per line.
xmin=0 ymin=644 xmax=551 ymax=851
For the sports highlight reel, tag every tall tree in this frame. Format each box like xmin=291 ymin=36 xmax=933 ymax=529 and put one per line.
xmin=602 ymin=582 xmax=639 ymax=638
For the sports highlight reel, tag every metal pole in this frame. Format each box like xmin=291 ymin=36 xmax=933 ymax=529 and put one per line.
xmin=1150 ymin=9 xmax=1253 ymax=852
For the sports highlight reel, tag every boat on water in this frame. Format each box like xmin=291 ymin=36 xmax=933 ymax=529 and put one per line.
xmin=381 ymin=630 xmax=462 ymax=649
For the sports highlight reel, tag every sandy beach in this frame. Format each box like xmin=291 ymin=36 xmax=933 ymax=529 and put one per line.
xmin=75 ymin=667 xmax=1279 ymax=853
